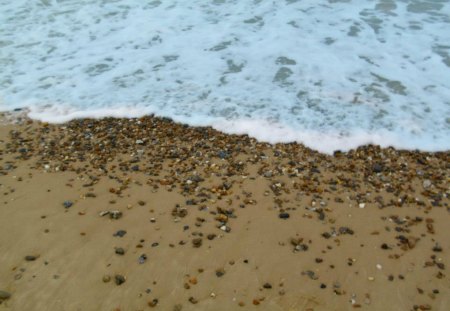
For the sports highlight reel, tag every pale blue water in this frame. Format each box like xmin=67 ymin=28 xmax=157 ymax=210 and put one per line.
xmin=1 ymin=0 xmax=449 ymax=153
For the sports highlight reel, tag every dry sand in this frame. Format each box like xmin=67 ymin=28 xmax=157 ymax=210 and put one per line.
xmin=0 ymin=112 xmax=448 ymax=311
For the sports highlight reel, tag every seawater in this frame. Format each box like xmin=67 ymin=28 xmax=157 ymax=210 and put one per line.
xmin=1 ymin=0 xmax=449 ymax=153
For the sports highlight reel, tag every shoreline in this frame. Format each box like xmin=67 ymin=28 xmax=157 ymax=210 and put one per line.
xmin=0 ymin=113 xmax=449 ymax=310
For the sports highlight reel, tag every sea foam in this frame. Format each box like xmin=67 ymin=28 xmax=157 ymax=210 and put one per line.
xmin=1 ymin=0 xmax=449 ymax=153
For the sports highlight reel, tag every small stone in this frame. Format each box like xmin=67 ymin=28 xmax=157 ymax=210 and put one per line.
xmin=263 ymin=283 xmax=272 ymax=289
xmin=139 ymin=254 xmax=147 ymax=264
xmin=110 ymin=211 xmax=122 ymax=220
xmin=114 ymin=274 xmax=126 ymax=285
xmin=115 ymin=247 xmax=125 ymax=255
xmin=422 ymin=180 xmax=432 ymax=189
xmin=25 ymin=255 xmax=37 ymax=261
xmin=372 ymin=163 xmax=383 ymax=173
xmin=432 ymin=244 xmax=442 ymax=252
xmin=220 ymin=225 xmax=231 ymax=232
xmin=376 ymin=264 xmax=382 ymax=270
xmin=63 ymin=201 xmax=73 ymax=208
xmin=113 ymin=230 xmax=127 ymax=237
xmin=215 ymin=268 xmax=225 ymax=277
xmin=148 ymin=299 xmax=158 ymax=307
xmin=0 ymin=290 xmax=11 ymax=300
xmin=102 ymin=275 xmax=111 ymax=283
xmin=189 ymin=277 xmax=197 ymax=285
xmin=188 ymin=297 xmax=198 ymax=304
xmin=358 ymin=203 xmax=365 ymax=209
xmin=279 ymin=213 xmax=290 ymax=219
xmin=192 ymin=238 xmax=202 ymax=248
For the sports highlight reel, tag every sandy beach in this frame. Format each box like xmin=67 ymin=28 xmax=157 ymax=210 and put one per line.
xmin=0 ymin=112 xmax=448 ymax=311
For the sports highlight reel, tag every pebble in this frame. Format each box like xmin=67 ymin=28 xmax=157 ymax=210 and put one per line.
xmin=63 ymin=200 xmax=73 ymax=208
xmin=115 ymin=247 xmax=125 ymax=255
xmin=192 ymin=238 xmax=202 ymax=248
xmin=110 ymin=211 xmax=122 ymax=220
xmin=263 ymin=283 xmax=272 ymax=289
xmin=0 ymin=290 xmax=11 ymax=300
xmin=102 ymin=275 xmax=111 ymax=283
xmin=148 ymin=299 xmax=158 ymax=307
xmin=25 ymin=255 xmax=37 ymax=261
xmin=279 ymin=212 xmax=290 ymax=219
xmin=114 ymin=274 xmax=126 ymax=285
xmin=422 ymin=180 xmax=432 ymax=189
xmin=372 ymin=163 xmax=383 ymax=173
xmin=139 ymin=254 xmax=147 ymax=264
xmin=113 ymin=230 xmax=127 ymax=237
xmin=215 ymin=268 xmax=225 ymax=277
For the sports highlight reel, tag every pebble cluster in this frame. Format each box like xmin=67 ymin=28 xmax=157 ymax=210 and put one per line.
xmin=0 ymin=113 xmax=449 ymax=310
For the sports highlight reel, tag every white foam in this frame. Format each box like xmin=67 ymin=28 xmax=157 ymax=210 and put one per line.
xmin=1 ymin=0 xmax=449 ymax=153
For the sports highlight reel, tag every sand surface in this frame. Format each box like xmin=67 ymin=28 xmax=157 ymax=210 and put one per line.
xmin=0 ymin=113 xmax=448 ymax=311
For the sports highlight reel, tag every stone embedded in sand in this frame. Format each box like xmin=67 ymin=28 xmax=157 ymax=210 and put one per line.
xmin=139 ymin=254 xmax=147 ymax=264
xmin=102 ymin=275 xmax=111 ymax=283
xmin=192 ymin=238 xmax=202 ymax=248
xmin=279 ymin=212 xmax=290 ymax=219
xmin=148 ymin=299 xmax=158 ymax=307
xmin=63 ymin=200 xmax=73 ymax=208
xmin=114 ymin=274 xmax=126 ymax=285
xmin=432 ymin=244 xmax=443 ymax=252
xmin=113 ymin=230 xmax=127 ymax=237
xmin=0 ymin=291 xmax=11 ymax=300
xmin=115 ymin=247 xmax=125 ymax=255
xmin=263 ymin=283 xmax=272 ymax=289
xmin=188 ymin=297 xmax=198 ymax=304
xmin=24 ymin=255 xmax=37 ymax=261
xmin=110 ymin=211 xmax=122 ymax=220
xmin=338 ymin=227 xmax=354 ymax=235
xmin=215 ymin=268 xmax=225 ymax=277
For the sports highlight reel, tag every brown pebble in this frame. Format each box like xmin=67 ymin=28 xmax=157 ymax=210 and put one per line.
xmin=148 ymin=299 xmax=158 ymax=307
xmin=189 ymin=277 xmax=197 ymax=285
xmin=192 ymin=238 xmax=202 ymax=248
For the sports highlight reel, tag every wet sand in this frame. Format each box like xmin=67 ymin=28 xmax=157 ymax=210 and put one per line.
xmin=0 ymin=112 xmax=449 ymax=311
